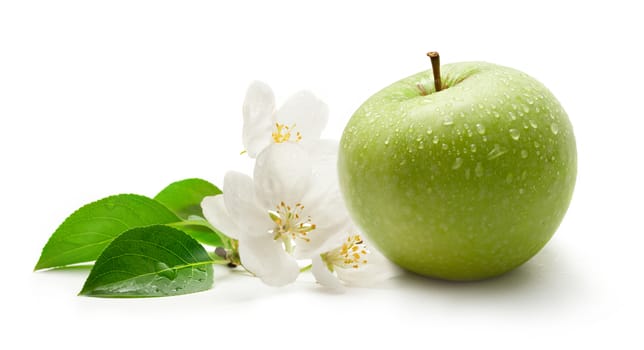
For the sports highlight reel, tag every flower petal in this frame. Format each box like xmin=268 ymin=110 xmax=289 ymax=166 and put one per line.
xmin=239 ymin=235 xmax=300 ymax=287
xmin=243 ymin=81 xmax=275 ymax=158
xmin=294 ymin=218 xmax=348 ymax=259
xmin=274 ymin=90 xmax=328 ymax=144
xmin=294 ymin=211 xmax=350 ymax=259
xmin=201 ymin=195 xmax=242 ymax=240
xmin=295 ymin=141 xmax=351 ymax=258
xmin=312 ymin=255 xmax=344 ymax=290
xmin=303 ymin=139 xmax=339 ymax=189
xmin=253 ymin=143 xmax=312 ymax=209
xmin=223 ymin=171 xmax=272 ymax=237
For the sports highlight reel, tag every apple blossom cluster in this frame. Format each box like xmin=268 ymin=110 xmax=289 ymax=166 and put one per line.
xmin=200 ymin=81 xmax=397 ymax=288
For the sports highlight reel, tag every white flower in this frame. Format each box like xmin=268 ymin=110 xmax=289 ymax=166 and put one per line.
xmin=242 ymin=81 xmax=329 ymax=158
xmin=311 ymin=229 xmax=399 ymax=289
xmin=201 ymin=142 xmax=350 ymax=286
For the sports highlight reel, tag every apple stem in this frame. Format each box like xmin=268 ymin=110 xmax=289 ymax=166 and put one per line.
xmin=427 ymin=51 xmax=442 ymax=92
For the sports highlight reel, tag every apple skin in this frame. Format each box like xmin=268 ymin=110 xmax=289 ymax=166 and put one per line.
xmin=338 ymin=62 xmax=576 ymax=280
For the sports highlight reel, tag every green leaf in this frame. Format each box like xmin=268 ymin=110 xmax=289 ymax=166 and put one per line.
xmin=35 ymin=194 xmax=180 ymax=270
xmin=154 ymin=178 xmax=222 ymax=219
xmin=154 ymin=179 xmax=228 ymax=247
xmin=79 ymin=225 xmax=214 ymax=298
xmin=174 ymin=224 xmax=224 ymax=247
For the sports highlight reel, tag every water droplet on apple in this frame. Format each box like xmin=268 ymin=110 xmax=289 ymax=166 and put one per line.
xmin=432 ymin=135 xmax=439 ymax=144
xmin=470 ymin=144 xmax=477 ymax=152
xmin=426 ymin=127 xmax=433 ymax=135
xmin=529 ymin=120 xmax=538 ymax=128
xmin=443 ymin=117 xmax=454 ymax=126
xmin=475 ymin=163 xmax=484 ymax=177
xmin=452 ymin=157 xmax=463 ymax=170
xmin=384 ymin=138 xmax=390 ymax=145
xmin=418 ymin=142 xmax=424 ymax=150
xmin=519 ymin=188 xmax=525 ymax=195
xmin=520 ymin=150 xmax=529 ymax=158
xmin=509 ymin=112 xmax=517 ymax=120
xmin=487 ymin=144 xmax=508 ymax=160
xmin=441 ymin=143 xmax=449 ymax=150
xmin=509 ymin=129 xmax=520 ymax=140
xmin=465 ymin=168 xmax=471 ymax=179
xmin=476 ymin=123 xmax=486 ymax=135
xmin=550 ymin=123 xmax=560 ymax=135
xmin=463 ymin=124 xmax=473 ymax=136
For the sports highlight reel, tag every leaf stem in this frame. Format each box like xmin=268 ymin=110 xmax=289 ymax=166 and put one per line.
xmin=211 ymin=258 xmax=233 ymax=265
xmin=300 ymin=264 xmax=312 ymax=273
xmin=168 ymin=220 xmax=233 ymax=248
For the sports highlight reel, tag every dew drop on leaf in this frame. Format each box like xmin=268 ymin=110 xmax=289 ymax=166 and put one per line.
xmin=156 ymin=262 xmax=178 ymax=280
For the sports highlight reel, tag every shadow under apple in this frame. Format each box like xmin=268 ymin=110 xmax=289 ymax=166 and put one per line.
xmin=382 ymin=242 xmax=586 ymax=316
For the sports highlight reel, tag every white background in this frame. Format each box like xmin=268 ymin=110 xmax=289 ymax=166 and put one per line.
xmin=1 ymin=0 xmax=643 ymax=348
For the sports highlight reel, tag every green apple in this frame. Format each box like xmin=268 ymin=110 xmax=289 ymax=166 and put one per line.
xmin=338 ymin=58 xmax=576 ymax=280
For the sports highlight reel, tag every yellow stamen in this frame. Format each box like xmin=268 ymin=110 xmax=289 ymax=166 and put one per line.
xmin=272 ymin=123 xmax=302 ymax=144
xmin=322 ymin=234 xmax=370 ymax=270
xmin=268 ymin=202 xmax=316 ymax=243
